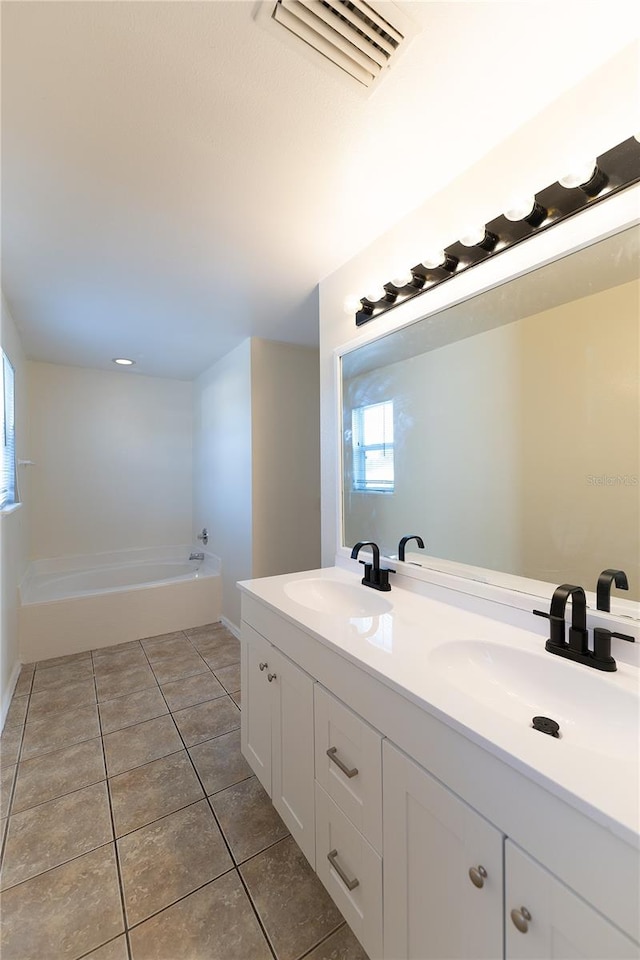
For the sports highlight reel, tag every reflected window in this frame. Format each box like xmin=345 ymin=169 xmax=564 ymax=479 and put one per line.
xmin=1 ymin=351 xmax=17 ymax=510
xmin=352 ymin=400 xmax=394 ymax=493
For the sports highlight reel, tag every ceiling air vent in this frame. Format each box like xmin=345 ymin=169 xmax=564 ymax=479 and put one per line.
xmin=260 ymin=0 xmax=417 ymax=91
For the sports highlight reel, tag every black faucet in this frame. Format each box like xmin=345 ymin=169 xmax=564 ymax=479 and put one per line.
xmin=534 ymin=583 xmax=630 ymax=672
xmin=350 ymin=541 xmax=394 ymax=592
xmin=596 ymin=568 xmax=629 ymax=612
xmin=398 ymin=535 xmax=425 ymax=562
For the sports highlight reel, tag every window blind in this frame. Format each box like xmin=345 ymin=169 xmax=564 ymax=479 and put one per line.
xmin=1 ymin=351 xmax=17 ymax=509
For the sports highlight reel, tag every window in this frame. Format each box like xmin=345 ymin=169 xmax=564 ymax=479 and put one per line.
xmin=1 ymin=351 xmax=18 ymax=510
xmin=352 ymin=400 xmax=394 ymax=493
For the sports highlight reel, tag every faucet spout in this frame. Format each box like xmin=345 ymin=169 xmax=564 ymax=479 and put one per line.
xmin=351 ymin=541 xmax=380 ymax=571
xmin=350 ymin=541 xmax=393 ymax=592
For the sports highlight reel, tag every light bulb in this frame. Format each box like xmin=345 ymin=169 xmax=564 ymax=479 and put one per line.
xmin=460 ymin=227 xmax=487 ymax=247
xmin=112 ymin=358 xmax=135 ymax=366
xmin=343 ymin=294 xmax=361 ymax=315
xmin=422 ymin=251 xmax=446 ymax=269
xmin=505 ymin=198 xmax=536 ymax=221
xmin=391 ymin=270 xmax=413 ymax=287
xmin=559 ymin=161 xmax=597 ymax=189
xmin=365 ymin=286 xmax=386 ymax=303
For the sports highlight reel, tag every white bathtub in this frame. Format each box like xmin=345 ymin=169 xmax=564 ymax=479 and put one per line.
xmin=19 ymin=546 xmax=222 ymax=663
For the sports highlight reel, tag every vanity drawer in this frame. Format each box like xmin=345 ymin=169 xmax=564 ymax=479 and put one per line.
xmin=315 ymin=782 xmax=382 ymax=960
xmin=314 ymin=684 xmax=383 ymax=852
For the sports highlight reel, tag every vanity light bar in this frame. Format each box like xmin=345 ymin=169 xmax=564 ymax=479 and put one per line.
xmin=354 ymin=135 xmax=640 ymax=327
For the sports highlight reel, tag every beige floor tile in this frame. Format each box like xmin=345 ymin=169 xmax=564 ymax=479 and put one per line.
xmin=0 ymin=724 xmax=23 ymax=766
xmin=0 ymin=844 xmax=124 ymax=960
xmin=160 ymin=672 xmax=225 ymax=713
xmin=93 ymin=639 xmax=143 ymax=659
xmin=12 ymin=669 xmax=35 ymax=698
xmin=93 ymin=651 xmax=151 ymax=679
xmin=241 ymin=836 xmax=344 ymax=960
xmin=188 ymin=729 xmax=251 ymax=796
xmin=3 ymin=694 xmax=29 ymax=729
xmin=1 ymin=762 xmax=17 ymax=818
xmin=118 ymin=799 xmax=232 ymax=926
xmin=84 ymin=934 xmax=130 ymax=960
xmin=21 ymin=702 xmax=100 ymax=761
xmin=31 ymin=657 xmax=94 ymax=692
xmin=109 ymin=750 xmax=203 ymax=837
xmin=12 ymin=737 xmax=105 ymax=814
xmin=1 ymin=780 xmax=113 ymax=889
xmin=210 ymin=775 xmax=288 ymax=863
xmin=200 ymin=636 xmax=240 ymax=670
xmin=103 ymin=714 xmax=183 ymax=777
xmin=96 ymin=664 xmax=158 ymax=702
xmin=36 ymin=650 xmax=92 ymax=670
xmin=212 ymin=661 xmax=241 ymax=693
xmin=183 ymin=622 xmax=227 ymax=644
xmin=231 ymin=689 xmax=242 ymax=709
xmin=172 ymin=696 xmax=240 ymax=747
xmin=129 ymin=870 xmax=272 ymax=960
xmin=99 ymin=686 xmax=169 ymax=735
xmin=304 ymin=924 xmax=369 ymax=960
xmin=27 ymin=676 xmax=97 ymax=721
xmin=150 ymin=652 xmax=208 ymax=685
xmin=140 ymin=632 xmax=187 ymax=657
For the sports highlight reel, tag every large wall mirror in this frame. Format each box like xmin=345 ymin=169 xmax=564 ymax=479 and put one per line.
xmin=341 ymin=224 xmax=639 ymax=614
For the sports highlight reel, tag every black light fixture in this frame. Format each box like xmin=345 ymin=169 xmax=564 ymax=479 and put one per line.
xmin=354 ymin=135 xmax=640 ymax=327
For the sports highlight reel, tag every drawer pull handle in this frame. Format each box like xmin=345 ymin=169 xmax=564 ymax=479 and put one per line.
xmin=510 ymin=906 xmax=532 ymax=934
xmin=327 ymin=849 xmax=359 ymax=891
xmin=468 ymin=865 xmax=487 ymax=888
xmin=327 ymin=747 xmax=358 ymax=779
xmin=267 ymin=672 xmax=277 ymax=682
xmin=258 ymin=662 xmax=268 ymax=671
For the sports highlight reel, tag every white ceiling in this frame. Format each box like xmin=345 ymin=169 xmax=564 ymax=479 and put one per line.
xmin=2 ymin=0 xmax=638 ymax=380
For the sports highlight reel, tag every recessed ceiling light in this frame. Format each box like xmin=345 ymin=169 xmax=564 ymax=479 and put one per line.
xmin=112 ymin=358 xmax=135 ymax=366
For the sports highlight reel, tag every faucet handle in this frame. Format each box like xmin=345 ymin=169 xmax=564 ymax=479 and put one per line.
xmin=611 ymin=631 xmax=635 ymax=643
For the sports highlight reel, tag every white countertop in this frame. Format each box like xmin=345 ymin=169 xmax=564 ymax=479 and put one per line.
xmin=239 ymin=564 xmax=640 ymax=847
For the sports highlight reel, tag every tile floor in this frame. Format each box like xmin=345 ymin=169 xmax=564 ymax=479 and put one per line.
xmin=0 ymin=623 xmax=368 ymax=960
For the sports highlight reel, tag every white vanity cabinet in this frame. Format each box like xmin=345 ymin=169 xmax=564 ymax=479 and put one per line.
xmin=240 ymin=622 xmax=316 ymax=867
xmin=383 ymin=741 xmax=504 ymax=960
xmin=505 ymin=842 xmax=639 ymax=960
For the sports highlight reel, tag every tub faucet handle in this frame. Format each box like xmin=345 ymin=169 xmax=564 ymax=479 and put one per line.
xmin=197 ymin=528 xmax=208 ymax=546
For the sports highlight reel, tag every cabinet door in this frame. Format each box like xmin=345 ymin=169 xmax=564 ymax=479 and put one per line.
xmin=241 ymin=624 xmax=273 ymax=794
xmin=383 ymin=741 xmax=503 ymax=960
xmin=271 ymin=645 xmax=316 ymax=868
xmin=506 ymin=841 xmax=639 ymax=959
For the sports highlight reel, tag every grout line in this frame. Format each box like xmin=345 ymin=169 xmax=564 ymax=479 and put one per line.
xmin=141 ymin=639 xmax=277 ymax=960
xmin=296 ymin=922 xmax=348 ymax=960
xmin=93 ymin=667 xmax=133 ymax=960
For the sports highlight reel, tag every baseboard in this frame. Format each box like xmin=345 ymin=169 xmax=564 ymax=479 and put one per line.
xmin=1 ymin=660 xmax=22 ymax=734
xmin=221 ymin=615 xmax=240 ymax=638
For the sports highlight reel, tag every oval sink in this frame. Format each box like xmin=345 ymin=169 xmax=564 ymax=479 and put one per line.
xmin=429 ymin=640 xmax=638 ymax=761
xmin=284 ymin=578 xmax=393 ymax=618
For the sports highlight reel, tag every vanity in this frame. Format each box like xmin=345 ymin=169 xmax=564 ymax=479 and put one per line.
xmin=239 ymin=563 xmax=640 ymax=960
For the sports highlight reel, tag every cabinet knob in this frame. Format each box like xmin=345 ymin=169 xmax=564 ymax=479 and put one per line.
xmin=468 ymin=865 xmax=487 ymax=888
xmin=510 ymin=906 xmax=532 ymax=934
xmin=267 ymin=672 xmax=277 ymax=682
xmin=259 ymin=662 xmax=268 ymax=671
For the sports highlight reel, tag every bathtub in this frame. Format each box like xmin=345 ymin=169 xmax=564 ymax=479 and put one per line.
xmin=19 ymin=546 xmax=222 ymax=663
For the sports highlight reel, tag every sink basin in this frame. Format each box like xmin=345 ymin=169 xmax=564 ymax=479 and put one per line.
xmin=429 ymin=640 xmax=638 ymax=761
xmin=284 ymin=578 xmax=393 ymax=618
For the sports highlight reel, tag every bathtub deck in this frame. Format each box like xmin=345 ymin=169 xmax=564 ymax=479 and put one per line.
xmin=0 ymin=623 xmax=364 ymax=960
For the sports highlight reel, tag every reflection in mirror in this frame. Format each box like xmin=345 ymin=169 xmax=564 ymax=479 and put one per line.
xmin=342 ymin=226 xmax=639 ymax=609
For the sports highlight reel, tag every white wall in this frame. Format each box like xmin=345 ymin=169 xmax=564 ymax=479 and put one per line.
xmin=319 ymin=42 xmax=640 ymax=565
xmin=27 ymin=362 xmax=193 ymax=559
xmin=193 ymin=340 xmax=253 ymax=631
xmin=193 ymin=338 xmax=321 ymax=630
xmin=1 ymin=297 xmax=30 ymax=725
xmin=251 ymin=339 xmax=321 ymax=579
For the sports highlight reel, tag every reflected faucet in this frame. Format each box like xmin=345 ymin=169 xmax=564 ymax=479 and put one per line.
xmin=596 ymin=568 xmax=628 ymax=612
xmin=398 ymin=534 xmax=425 ymax=562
